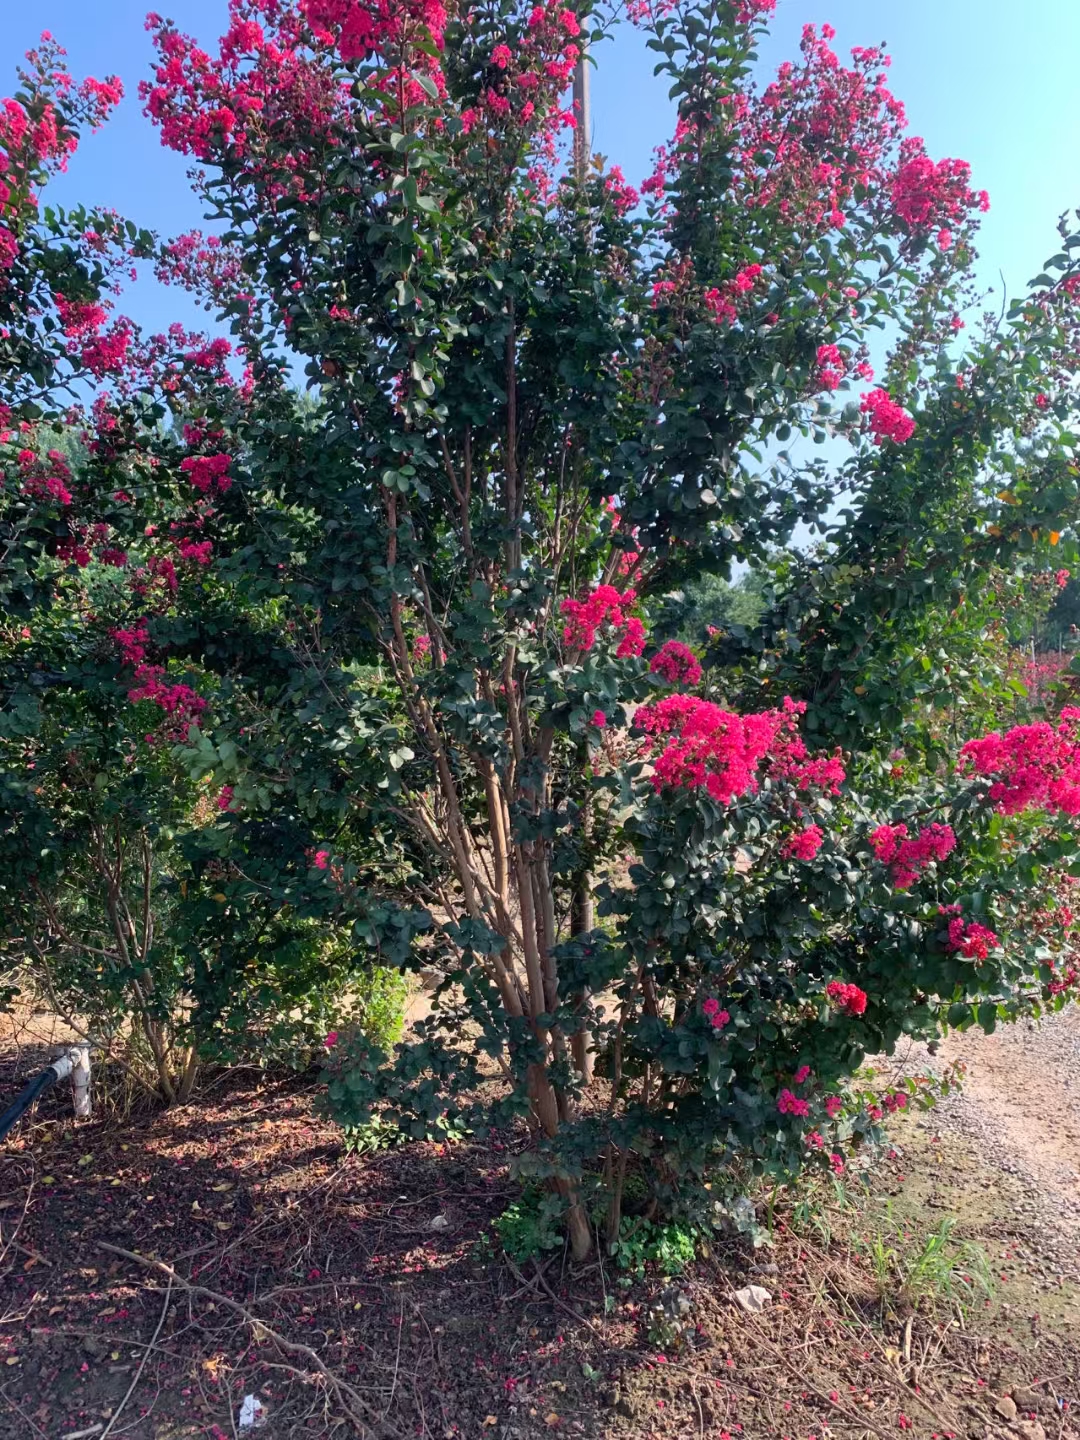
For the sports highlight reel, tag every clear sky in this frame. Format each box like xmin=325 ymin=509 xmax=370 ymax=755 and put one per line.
xmin=6 ymin=0 xmax=1080 ymax=338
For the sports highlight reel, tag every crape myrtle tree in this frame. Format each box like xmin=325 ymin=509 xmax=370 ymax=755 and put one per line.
xmin=0 ymin=37 xmax=407 ymax=1098
xmin=5 ymin=0 xmax=1080 ymax=1254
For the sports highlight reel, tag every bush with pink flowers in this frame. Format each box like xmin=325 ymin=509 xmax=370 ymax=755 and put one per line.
xmin=4 ymin=1 xmax=1080 ymax=1257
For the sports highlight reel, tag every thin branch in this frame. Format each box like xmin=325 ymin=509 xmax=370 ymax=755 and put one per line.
xmin=98 ymin=1271 xmax=173 ymax=1440
xmin=96 ymin=1243 xmax=375 ymax=1433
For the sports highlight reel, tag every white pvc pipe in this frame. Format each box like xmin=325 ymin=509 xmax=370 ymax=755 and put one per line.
xmin=70 ymin=1046 xmax=91 ymax=1119
xmin=49 ymin=1047 xmax=92 ymax=1119
xmin=48 ymin=1052 xmax=74 ymax=1084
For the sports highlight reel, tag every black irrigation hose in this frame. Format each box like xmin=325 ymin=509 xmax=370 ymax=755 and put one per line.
xmin=0 ymin=1065 xmax=61 ymax=1144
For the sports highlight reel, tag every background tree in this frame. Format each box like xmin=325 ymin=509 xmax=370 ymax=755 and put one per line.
xmin=0 ymin=40 xmax=407 ymax=1094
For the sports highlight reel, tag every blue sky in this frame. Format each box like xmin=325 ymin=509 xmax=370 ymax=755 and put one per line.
xmin=6 ymin=0 xmax=1080 ymax=338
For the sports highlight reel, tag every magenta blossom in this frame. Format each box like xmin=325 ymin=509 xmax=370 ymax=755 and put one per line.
xmin=825 ymin=980 xmax=868 ymax=1015
xmin=649 ymin=639 xmax=702 ymax=687
xmin=778 ymin=1088 xmax=809 ymax=1117
xmin=860 ymin=388 xmax=915 ymax=445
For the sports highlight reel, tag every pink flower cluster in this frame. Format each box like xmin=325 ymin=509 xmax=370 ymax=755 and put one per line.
xmin=777 ymin=1088 xmax=810 ymax=1117
xmin=181 ymin=453 xmax=233 ymax=494
xmin=627 ymin=0 xmax=773 ymax=30
xmin=638 ymin=693 xmax=845 ymax=807
xmin=869 ymin=821 xmax=956 ymax=889
xmin=145 ymin=0 xmax=585 ymax=214
xmin=113 ymin=622 xmax=151 ymax=667
xmin=649 ymin=640 xmax=702 ymax=687
xmin=127 ymin=667 xmax=207 ymax=736
xmin=825 ymin=980 xmax=868 ymax=1015
xmin=177 ymin=538 xmax=214 ymax=565
xmin=945 ymin=916 xmax=998 ymax=961
xmin=155 ymin=230 xmax=248 ymax=312
xmin=56 ymin=537 xmax=90 ymax=566
xmin=1047 ymin=959 xmax=1080 ymax=999
xmin=304 ymin=0 xmax=450 ymax=65
xmin=770 ymin=698 xmax=846 ymax=793
xmin=702 ymin=996 xmax=730 ymax=1029
xmin=60 ymin=522 xmax=128 ymax=569
xmin=785 ymin=824 xmax=823 ymax=860
xmin=713 ymin=25 xmax=907 ymax=233
xmin=959 ymin=710 xmax=1080 ymax=815
xmin=651 ymin=260 xmax=766 ymax=327
xmin=142 ymin=5 xmax=349 ymax=165
xmin=1 ymin=38 xmax=122 ymax=272
xmin=815 ymin=342 xmax=845 ymax=391
xmin=678 ymin=21 xmax=986 ymax=249
xmin=78 ymin=319 xmax=133 ymax=380
xmin=130 ymin=554 xmax=179 ymax=602
xmin=702 ymin=264 xmax=763 ymax=325
xmin=17 ymin=447 xmax=74 ymax=507
xmin=81 ymin=319 xmax=135 ymax=379
xmin=860 ymin=388 xmax=915 ymax=445
xmin=637 ymin=695 xmax=786 ymax=804
xmin=604 ymin=165 xmax=639 ymax=216
xmin=560 ymin=584 xmax=646 ymax=657
xmin=460 ymin=3 xmax=584 ymax=150
xmin=184 ymin=336 xmax=233 ymax=371
xmin=113 ymin=623 xmax=206 ymax=737
xmin=594 ymin=511 xmax=641 ymax=584
xmin=54 ymin=294 xmax=108 ymax=337
xmin=1017 ymin=650 xmax=1071 ymax=711
xmin=890 ymin=143 xmax=989 ymax=232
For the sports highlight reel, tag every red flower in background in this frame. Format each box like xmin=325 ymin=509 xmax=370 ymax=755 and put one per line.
xmin=826 ymin=980 xmax=868 ymax=1015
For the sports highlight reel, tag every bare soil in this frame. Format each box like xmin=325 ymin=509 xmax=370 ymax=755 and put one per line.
xmin=1 ymin=1005 xmax=1079 ymax=1440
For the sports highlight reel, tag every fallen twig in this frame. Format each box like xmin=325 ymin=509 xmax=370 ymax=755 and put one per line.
xmin=98 ymin=1270 xmax=173 ymax=1440
xmin=501 ymin=1253 xmax=601 ymax=1335
xmin=380 ymin=1292 xmax=405 ymax=1419
xmin=0 ymin=1161 xmax=35 ymax=1274
xmin=96 ymin=1241 xmax=375 ymax=1434
xmin=721 ymin=1278 xmax=900 ymax=1440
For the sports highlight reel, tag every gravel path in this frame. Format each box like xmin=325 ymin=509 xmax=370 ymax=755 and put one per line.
xmin=891 ymin=1002 xmax=1080 ymax=1283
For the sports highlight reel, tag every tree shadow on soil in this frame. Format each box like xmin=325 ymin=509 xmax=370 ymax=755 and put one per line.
xmin=3 ymin=1051 xmax=1079 ymax=1440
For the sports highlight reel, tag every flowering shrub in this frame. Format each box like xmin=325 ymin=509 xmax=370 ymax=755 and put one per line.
xmin=4 ymin=1 xmax=1080 ymax=1258
xmin=0 ymin=34 xmax=406 ymax=1088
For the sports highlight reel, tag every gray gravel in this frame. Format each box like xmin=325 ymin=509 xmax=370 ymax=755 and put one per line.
xmin=886 ymin=1003 xmax=1080 ymax=1283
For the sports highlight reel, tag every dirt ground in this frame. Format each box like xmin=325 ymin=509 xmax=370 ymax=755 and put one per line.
xmin=1 ymin=1004 xmax=1079 ymax=1440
